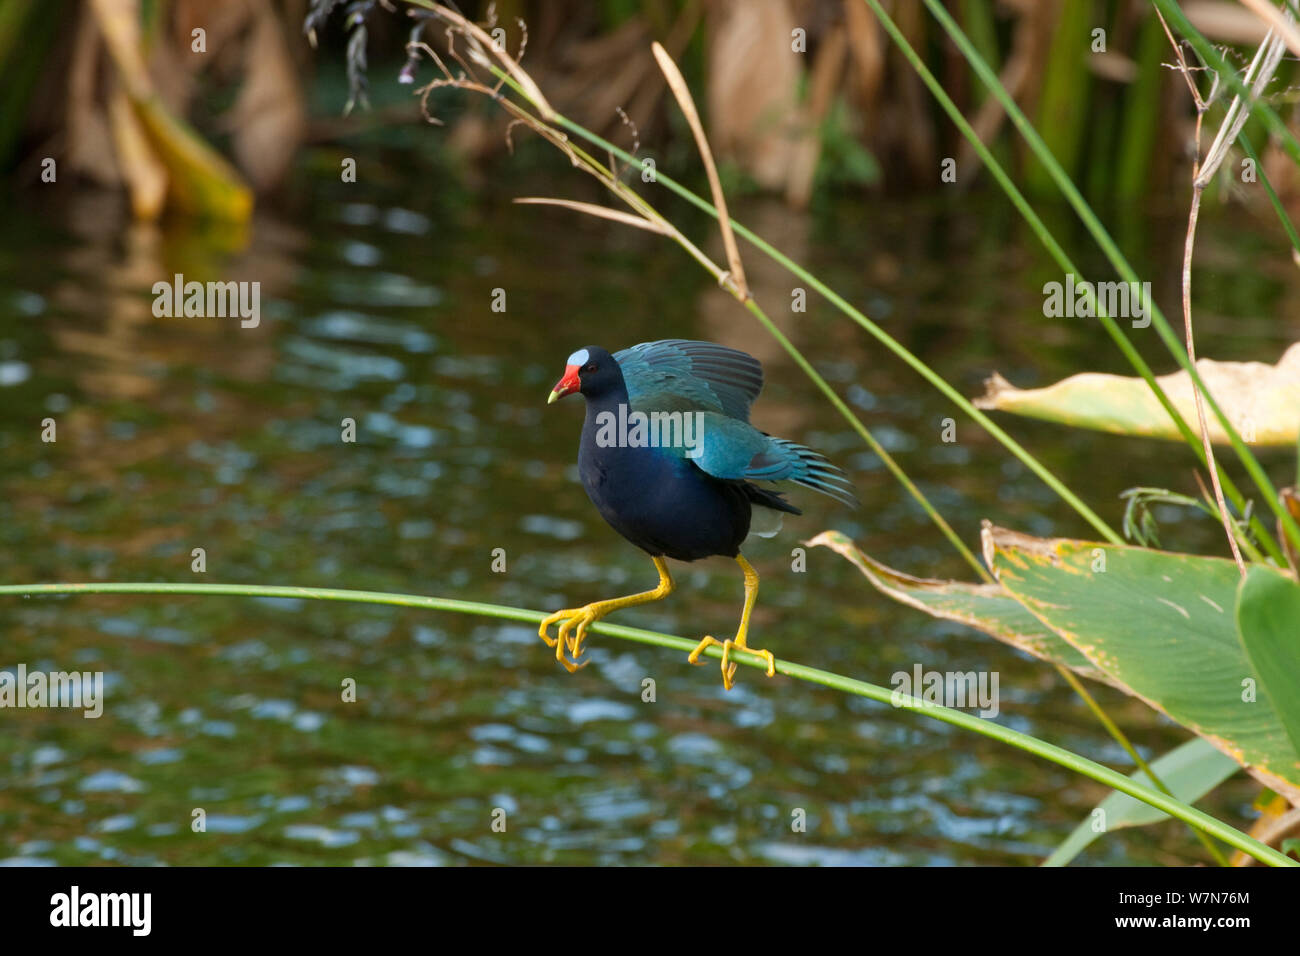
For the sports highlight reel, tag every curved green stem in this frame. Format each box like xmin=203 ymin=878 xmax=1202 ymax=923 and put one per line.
xmin=1 ymin=580 xmax=1290 ymax=866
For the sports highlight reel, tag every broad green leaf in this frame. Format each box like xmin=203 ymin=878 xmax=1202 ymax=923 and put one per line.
xmin=973 ymin=343 xmax=1300 ymax=445
xmin=1044 ymin=738 xmax=1240 ymax=867
xmin=984 ymin=524 xmax=1300 ymax=803
xmin=808 ymin=530 xmax=1116 ymax=686
xmin=1236 ymin=566 xmax=1300 ymax=759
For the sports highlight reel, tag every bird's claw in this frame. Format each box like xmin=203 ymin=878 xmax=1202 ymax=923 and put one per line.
xmin=539 ymin=605 xmax=602 ymax=672
xmin=688 ymin=635 xmax=776 ymax=691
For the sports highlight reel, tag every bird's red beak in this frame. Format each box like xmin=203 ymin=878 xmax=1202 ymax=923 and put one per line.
xmin=547 ymin=365 xmax=581 ymax=404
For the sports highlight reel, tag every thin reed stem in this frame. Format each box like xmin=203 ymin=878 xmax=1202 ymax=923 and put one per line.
xmin=0 ymin=579 xmax=1290 ymax=866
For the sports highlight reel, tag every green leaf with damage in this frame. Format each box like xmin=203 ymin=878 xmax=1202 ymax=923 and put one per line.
xmin=983 ymin=524 xmax=1300 ymax=803
xmin=808 ymin=530 xmax=1116 ymax=687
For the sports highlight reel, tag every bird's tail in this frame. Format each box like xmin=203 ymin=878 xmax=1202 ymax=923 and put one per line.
xmin=756 ymin=439 xmax=858 ymax=508
xmin=744 ymin=483 xmax=802 ymax=516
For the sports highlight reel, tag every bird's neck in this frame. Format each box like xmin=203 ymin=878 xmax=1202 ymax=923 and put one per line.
xmin=581 ymin=378 xmax=631 ymax=426
xmin=579 ymin=378 xmax=640 ymax=468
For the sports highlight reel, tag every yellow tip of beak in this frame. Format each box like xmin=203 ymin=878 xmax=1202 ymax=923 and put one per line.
xmin=547 ymin=389 xmax=561 ymax=405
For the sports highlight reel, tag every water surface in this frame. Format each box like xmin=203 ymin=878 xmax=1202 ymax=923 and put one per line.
xmin=1 ymin=147 xmax=1294 ymax=865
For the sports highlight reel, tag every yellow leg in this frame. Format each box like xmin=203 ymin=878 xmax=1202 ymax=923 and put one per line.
xmin=688 ymin=554 xmax=776 ymax=691
xmin=539 ymin=556 xmax=674 ymax=672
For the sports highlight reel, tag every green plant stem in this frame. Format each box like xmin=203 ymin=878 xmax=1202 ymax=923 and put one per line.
xmin=1 ymin=579 xmax=1289 ymax=866
xmin=740 ymin=298 xmax=992 ymax=582
xmin=915 ymin=0 xmax=1300 ymax=559
xmin=1240 ymin=132 xmax=1300 ymax=255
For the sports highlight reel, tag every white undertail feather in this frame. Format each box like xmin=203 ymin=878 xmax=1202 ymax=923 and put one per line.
xmin=746 ymin=504 xmax=785 ymax=539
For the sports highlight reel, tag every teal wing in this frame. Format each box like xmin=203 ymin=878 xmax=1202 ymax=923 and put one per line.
xmin=614 ymin=339 xmax=763 ymax=422
xmin=689 ymin=413 xmax=858 ymax=507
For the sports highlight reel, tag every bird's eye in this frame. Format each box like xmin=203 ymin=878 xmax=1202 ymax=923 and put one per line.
xmin=584 ymin=363 xmax=597 ymax=372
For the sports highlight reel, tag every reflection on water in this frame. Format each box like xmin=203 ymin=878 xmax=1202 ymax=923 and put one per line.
xmin=0 ymin=151 xmax=1293 ymax=865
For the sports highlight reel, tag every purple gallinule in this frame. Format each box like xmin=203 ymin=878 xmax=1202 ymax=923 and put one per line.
xmin=541 ymin=339 xmax=855 ymax=690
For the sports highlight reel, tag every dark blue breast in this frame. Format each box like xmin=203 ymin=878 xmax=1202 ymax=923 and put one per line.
xmin=577 ymin=426 xmax=750 ymax=561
